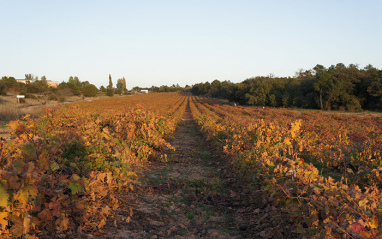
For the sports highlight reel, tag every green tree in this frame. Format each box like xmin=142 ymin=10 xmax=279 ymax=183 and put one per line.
xmin=56 ymin=76 xmax=82 ymax=96
xmin=66 ymin=76 xmax=81 ymax=95
xmin=268 ymin=94 xmax=277 ymax=107
xmin=0 ymin=83 xmax=5 ymax=95
xmin=34 ymin=76 xmax=49 ymax=92
xmin=188 ymin=63 xmax=381 ymax=111
xmin=122 ymin=77 xmax=127 ymax=92
xmin=294 ymin=69 xmax=316 ymax=108
xmin=313 ymin=64 xmax=331 ymax=110
xmin=368 ymin=79 xmax=382 ymax=100
xmin=106 ymin=88 xmax=114 ymax=96
xmin=24 ymin=74 xmax=37 ymax=80
xmin=209 ymin=79 xmax=221 ymax=97
xmin=68 ymin=76 xmax=80 ymax=86
xmin=245 ymin=77 xmax=272 ymax=106
xmin=1 ymin=76 xmax=17 ymax=92
xmin=108 ymin=74 xmax=113 ymax=89
xmin=82 ymin=84 xmax=98 ymax=97
xmin=116 ymin=77 xmax=126 ymax=95
xmin=80 ymin=81 xmax=90 ymax=90
xmin=159 ymin=85 xmax=169 ymax=92
xmin=318 ymin=64 xmax=361 ymax=111
xmin=360 ymin=64 xmax=382 ymax=109
xmin=106 ymin=74 xmax=114 ymax=96
xmin=150 ymin=85 xmax=160 ymax=92
xmin=0 ymin=76 xmax=16 ymax=95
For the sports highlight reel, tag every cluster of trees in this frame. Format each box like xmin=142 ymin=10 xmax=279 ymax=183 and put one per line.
xmin=191 ymin=63 xmax=382 ymax=111
xmin=58 ymin=76 xmax=98 ymax=97
xmin=127 ymin=84 xmax=190 ymax=93
xmin=0 ymin=75 xmax=51 ymax=96
xmin=1 ymin=73 xmax=194 ymax=100
xmin=1 ymin=73 xmax=133 ymax=100
xmin=150 ymin=84 xmax=190 ymax=93
xmin=100 ymin=74 xmax=128 ymax=96
xmin=102 ymin=76 xmax=192 ymax=94
xmin=0 ymin=74 xmax=99 ymax=101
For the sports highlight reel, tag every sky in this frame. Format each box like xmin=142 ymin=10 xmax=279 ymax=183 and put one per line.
xmin=1 ymin=0 xmax=381 ymax=89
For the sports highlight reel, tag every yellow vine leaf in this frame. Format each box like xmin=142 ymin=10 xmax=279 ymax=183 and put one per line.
xmin=0 ymin=212 xmax=8 ymax=229
xmin=23 ymin=214 xmax=31 ymax=234
xmin=50 ymin=162 xmax=60 ymax=172
xmin=359 ymin=199 xmax=368 ymax=210
xmin=290 ymin=120 xmax=301 ymax=138
xmin=106 ymin=172 xmax=113 ymax=185
xmin=0 ymin=186 xmax=9 ymax=208
xmin=21 ymin=114 xmax=31 ymax=120
xmin=129 ymin=207 xmax=134 ymax=216
xmin=102 ymin=127 xmax=111 ymax=140
xmin=7 ymin=120 xmax=19 ymax=131
xmin=101 ymin=206 xmax=110 ymax=216
xmin=68 ymin=181 xmax=83 ymax=195
xmin=368 ymin=217 xmax=378 ymax=229
xmin=56 ymin=216 xmax=70 ymax=231
xmin=71 ymin=174 xmax=81 ymax=181
xmin=15 ymin=189 xmax=30 ymax=205
xmin=98 ymin=218 xmax=106 ymax=229
xmin=360 ymin=231 xmax=372 ymax=238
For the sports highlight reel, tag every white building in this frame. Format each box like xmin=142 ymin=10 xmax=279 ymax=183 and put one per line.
xmin=15 ymin=79 xmax=34 ymax=84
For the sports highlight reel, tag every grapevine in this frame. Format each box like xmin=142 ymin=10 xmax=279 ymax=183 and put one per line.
xmin=190 ymin=96 xmax=382 ymax=238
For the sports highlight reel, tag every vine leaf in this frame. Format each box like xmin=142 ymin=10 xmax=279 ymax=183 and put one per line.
xmin=0 ymin=186 xmax=9 ymax=208
xmin=68 ymin=181 xmax=83 ymax=195
xmin=0 ymin=212 xmax=8 ymax=230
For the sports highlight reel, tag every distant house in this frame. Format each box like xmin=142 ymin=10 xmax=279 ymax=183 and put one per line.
xmin=15 ymin=79 xmax=59 ymax=88
xmin=141 ymin=90 xmax=149 ymax=94
xmin=15 ymin=79 xmax=34 ymax=84
xmin=47 ymin=80 xmax=59 ymax=88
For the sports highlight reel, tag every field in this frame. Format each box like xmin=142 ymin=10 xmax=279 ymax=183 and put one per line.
xmin=0 ymin=93 xmax=381 ymax=238
xmin=0 ymin=94 xmax=126 ymax=123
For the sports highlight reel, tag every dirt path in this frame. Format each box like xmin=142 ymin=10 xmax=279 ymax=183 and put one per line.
xmin=98 ymin=103 xmax=297 ymax=239
xmin=100 ymin=106 xmax=238 ymax=238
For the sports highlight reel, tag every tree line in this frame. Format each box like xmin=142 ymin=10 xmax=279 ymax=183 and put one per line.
xmin=0 ymin=75 xmax=99 ymax=101
xmin=191 ymin=63 xmax=382 ymax=111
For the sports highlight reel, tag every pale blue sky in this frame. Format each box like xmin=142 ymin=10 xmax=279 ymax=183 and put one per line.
xmin=1 ymin=0 xmax=381 ymax=89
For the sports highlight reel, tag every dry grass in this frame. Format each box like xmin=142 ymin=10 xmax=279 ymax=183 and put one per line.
xmin=0 ymin=93 xmax=130 ymax=124
xmin=0 ymin=96 xmax=45 ymax=122
xmin=0 ymin=93 xmax=130 ymax=140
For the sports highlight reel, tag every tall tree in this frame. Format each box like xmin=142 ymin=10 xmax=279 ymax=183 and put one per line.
xmin=313 ymin=64 xmax=331 ymax=110
xmin=108 ymin=74 xmax=113 ymax=89
xmin=35 ymin=76 xmax=49 ymax=92
xmin=106 ymin=74 xmax=114 ymax=96
xmin=122 ymin=77 xmax=126 ymax=92
xmin=368 ymin=78 xmax=382 ymax=100
xmin=25 ymin=74 xmax=34 ymax=80
xmin=116 ymin=78 xmax=125 ymax=95
xmin=245 ymin=77 xmax=272 ymax=106
xmin=209 ymin=79 xmax=222 ymax=97
xmin=0 ymin=76 xmax=16 ymax=95
xmin=66 ymin=76 xmax=81 ymax=95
